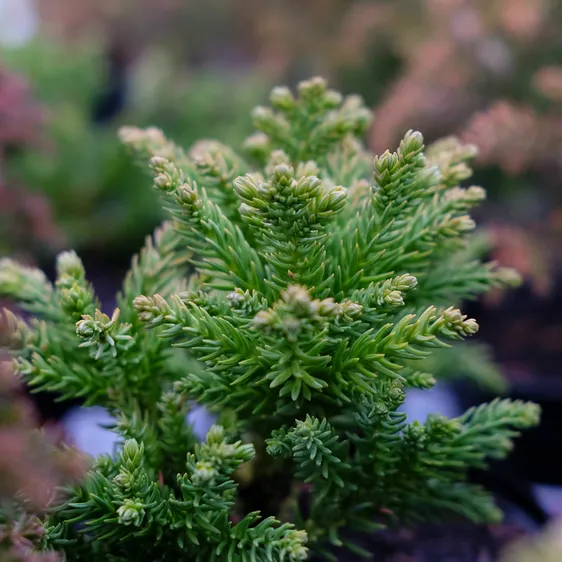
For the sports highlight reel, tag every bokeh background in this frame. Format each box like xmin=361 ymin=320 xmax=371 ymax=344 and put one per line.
xmin=1 ymin=0 xmax=562 ymax=552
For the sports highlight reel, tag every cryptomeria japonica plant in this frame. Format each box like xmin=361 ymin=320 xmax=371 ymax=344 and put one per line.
xmin=0 ymin=77 xmax=540 ymax=561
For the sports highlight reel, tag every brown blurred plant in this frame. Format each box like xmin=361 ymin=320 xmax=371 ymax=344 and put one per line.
xmin=0 ymin=360 xmax=86 ymax=507
xmin=0 ymin=311 xmax=88 ymax=562
xmin=458 ymin=98 xmax=562 ymax=282
xmin=369 ymin=0 xmax=560 ymax=150
xmin=35 ymin=0 xmax=387 ymax=73
xmin=533 ymin=65 xmax=562 ymax=102
xmin=481 ymin=222 xmax=551 ymax=305
xmin=460 ymin=102 xmax=562 ymax=176
xmin=0 ymin=514 xmax=59 ymax=562
xmin=0 ymin=69 xmax=43 ymax=148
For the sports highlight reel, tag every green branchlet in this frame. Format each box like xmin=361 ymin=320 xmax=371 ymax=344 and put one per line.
xmin=0 ymin=77 xmax=539 ymax=561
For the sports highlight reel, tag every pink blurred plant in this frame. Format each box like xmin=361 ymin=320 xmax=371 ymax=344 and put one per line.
xmin=0 ymin=311 xmax=88 ymax=561
xmin=460 ymin=102 xmax=562 ymax=175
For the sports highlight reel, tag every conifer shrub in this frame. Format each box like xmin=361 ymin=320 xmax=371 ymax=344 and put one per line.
xmin=0 ymin=77 xmax=540 ymax=561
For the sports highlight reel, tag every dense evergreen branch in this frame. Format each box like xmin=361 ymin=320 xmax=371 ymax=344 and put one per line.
xmin=0 ymin=77 xmax=539 ymax=561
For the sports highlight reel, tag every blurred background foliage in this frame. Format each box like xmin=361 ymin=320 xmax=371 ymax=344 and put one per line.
xmin=0 ymin=36 xmax=270 ymax=257
xmin=0 ymin=0 xmax=562 ymax=385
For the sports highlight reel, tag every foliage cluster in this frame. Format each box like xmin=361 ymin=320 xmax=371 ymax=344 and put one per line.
xmin=0 ymin=78 xmax=540 ymax=561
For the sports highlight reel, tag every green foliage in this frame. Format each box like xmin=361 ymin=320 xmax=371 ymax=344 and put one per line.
xmin=0 ymin=77 xmax=540 ymax=560
xmin=1 ymin=37 xmax=270 ymax=254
